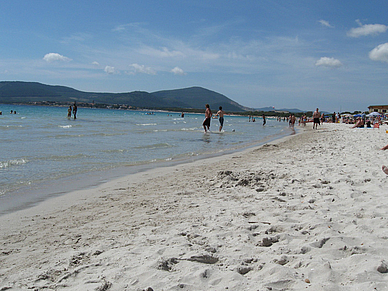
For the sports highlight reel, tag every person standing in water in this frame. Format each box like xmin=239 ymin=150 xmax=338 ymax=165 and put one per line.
xmin=202 ymin=104 xmax=212 ymax=132
xmin=73 ymin=103 xmax=78 ymax=119
xmin=262 ymin=114 xmax=266 ymax=126
xmin=67 ymin=105 xmax=72 ymax=118
xmin=215 ymin=106 xmax=225 ymax=132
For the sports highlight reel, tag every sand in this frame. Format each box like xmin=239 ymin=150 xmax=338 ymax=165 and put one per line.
xmin=1 ymin=123 xmax=388 ymax=291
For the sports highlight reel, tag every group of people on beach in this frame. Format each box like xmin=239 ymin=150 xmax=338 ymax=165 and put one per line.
xmin=67 ymin=103 xmax=78 ymax=119
xmin=312 ymin=108 xmax=337 ymax=129
xmin=202 ymin=104 xmax=225 ymax=133
xmin=312 ymin=107 xmax=388 ymax=176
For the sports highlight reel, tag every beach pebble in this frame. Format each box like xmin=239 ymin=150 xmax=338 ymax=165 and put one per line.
xmin=93 ymin=250 xmax=103 ymax=256
xmin=158 ymin=258 xmax=179 ymax=271
xmin=243 ymin=212 xmax=256 ymax=218
xmin=377 ymin=262 xmax=388 ymax=273
xmin=276 ymin=255 xmax=289 ymax=265
xmin=300 ymin=246 xmax=311 ymax=254
xmin=261 ymin=236 xmax=279 ymax=247
xmin=237 ymin=179 xmax=250 ymax=186
xmin=265 ymin=226 xmax=282 ymax=234
xmin=305 ymin=279 xmax=311 ymax=283
xmin=311 ymin=237 xmax=330 ymax=248
xmin=187 ymin=255 xmax=218 ymax=264
xmin=205 ymin=246 xmax=217 ymax=253
xmin=96 ymin=281 xmax=112 ymax=291
xmin=236 ymin=266 xmax=252 ymax=275
xmin=217 ymin=170 xmax=233 ymax=177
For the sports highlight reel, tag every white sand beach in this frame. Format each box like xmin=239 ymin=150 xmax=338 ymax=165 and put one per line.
xmin=1 ymin=123 xmax=388 ymax=291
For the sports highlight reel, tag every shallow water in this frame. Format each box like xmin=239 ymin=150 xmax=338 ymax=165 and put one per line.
xmin=0 ymin=104 xmax=292 ymax=214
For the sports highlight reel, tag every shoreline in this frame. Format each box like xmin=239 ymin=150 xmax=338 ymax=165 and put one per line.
xmin=0 ymin=125 xmax=293 ymax=216
xmin=1 ymin=123 xmax=388 ymax=290
xmin=0 ymin=129 xmax=297 ymax=221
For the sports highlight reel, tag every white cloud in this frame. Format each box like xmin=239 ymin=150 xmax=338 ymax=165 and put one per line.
xmin=104 ymin=66 xmax=117 ymax=74
xmin=112 ymin=24 xmax=127 ymax=32
xmin=171 ymin=67 xmax=186 ymax=75
xmin=347 ymin=21 xmax=388 ymax=37
xmin=138 ymin=46 xmax=185 ymax=58
xmin=369 ymin=43 xmax=388 ymax=63
xmin=92 ymin=61 xmax=100 ymax=66
xmin=112 ymin=23 xmax=143 ymax=32
xmin=61 ymin=33 xmax=92 ymax=44
xmin=315 ymin=57 xmax=343 ymax=68
xmin=43 ymin=53 xmax=71 ymax=62
xmin=319 ymin=20 xmax=334 ymax=28
xmin=130 ymin=63 xmax=156 ymax=75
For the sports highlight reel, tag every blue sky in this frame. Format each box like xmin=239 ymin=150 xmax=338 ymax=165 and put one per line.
xmin=1 ymin=0 xmax=387 ymax=112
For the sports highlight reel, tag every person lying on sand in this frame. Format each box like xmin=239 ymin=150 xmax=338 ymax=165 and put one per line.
xmin=351 ymin=118 xmax=364 ymax=128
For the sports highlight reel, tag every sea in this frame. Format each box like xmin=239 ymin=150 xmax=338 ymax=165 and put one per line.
xmin=0 ymin=104 xmax=294 ymax=215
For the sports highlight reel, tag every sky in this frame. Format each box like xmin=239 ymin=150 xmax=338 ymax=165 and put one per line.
xmin=1 ymin=0 xmax=388 ymax=112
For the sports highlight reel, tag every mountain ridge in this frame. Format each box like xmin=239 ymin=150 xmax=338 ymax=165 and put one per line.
xmin=0 ymin=81 xmax=304 ymax=113
xmin=0 ymin=81 xmax=246 ymax=112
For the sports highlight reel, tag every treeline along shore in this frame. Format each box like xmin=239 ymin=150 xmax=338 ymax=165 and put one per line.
xmin=0 ymin=100 xmax=293 ymax=117
xmin=1 ymin=100 xmax=367 ymax=119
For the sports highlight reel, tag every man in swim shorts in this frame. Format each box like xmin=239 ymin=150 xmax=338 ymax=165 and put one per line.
xmin=313 ymin=108 xmax=320 ymax=129
xmin=215 ymin=106 xmax=225 ymax=132
xmin=203 ymin=104 xmax=212 ymax=132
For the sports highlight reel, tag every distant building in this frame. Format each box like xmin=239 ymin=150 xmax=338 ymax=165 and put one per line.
xmin=368 ymin=105 xmax=388 ymax=114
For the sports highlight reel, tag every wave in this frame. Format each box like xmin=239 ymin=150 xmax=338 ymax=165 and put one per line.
xmin=0 ymin=158 xmax=28 ymax=169
xmin=138 ymin=127 xmax=199 ymax=134
xmin=180 ymin=127 xmax=198 ymax=131
xmin=102 ymin=149 xmax=126 ymax=153
xmin=133 ymin=143 xmax=174 ymax=150
xmin=54 ymin=134 xmax=86 ymax=139
xmin=33 ymin=154 xmax=90 ymax=162
xmin=89 ymin=132 xmax=126 ymax=137
xmin=0 ymin=125 xmax=23 ymax=130
xmin=136 ymin=123 xmax=157 ymax=126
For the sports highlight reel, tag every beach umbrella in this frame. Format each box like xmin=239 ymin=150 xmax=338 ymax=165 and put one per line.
xmin=353 ymin=114 xmax=365 ymax=117
xmin=367 ymin=112 xmax=381 ymax=117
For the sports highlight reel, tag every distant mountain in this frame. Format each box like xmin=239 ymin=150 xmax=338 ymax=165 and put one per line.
xmin=254 ymin=107 xmax=304 ymax=113
xmin=0 ymin=81 xmax=246 ymax=112
xmin=152 ymin=87 xmax=246 ymax=112
xmin=276 ymin=108 xmax=304 ymax=113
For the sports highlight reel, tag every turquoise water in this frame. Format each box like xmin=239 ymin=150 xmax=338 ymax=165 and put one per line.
xmin=0 ymin=104 xmax=292 ymax=214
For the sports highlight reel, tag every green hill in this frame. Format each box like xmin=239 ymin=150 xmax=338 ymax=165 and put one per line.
xmin=151 ymin=87 xmax=245 ymax=112
xmin=0 ymin=81 xmax=246 ymax=112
